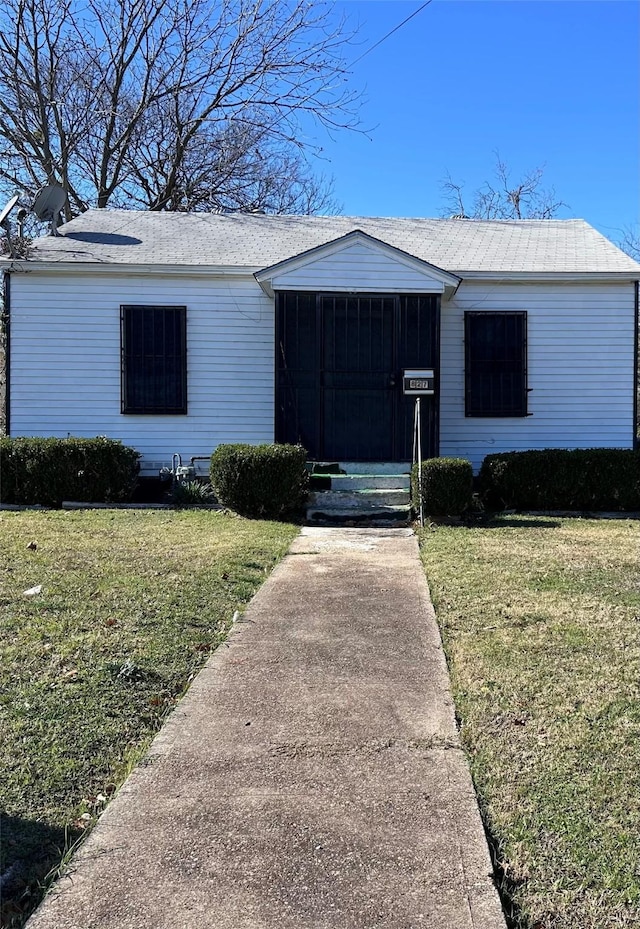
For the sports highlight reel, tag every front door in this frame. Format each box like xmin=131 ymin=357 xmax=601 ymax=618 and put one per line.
xmin=322 ymin=293 xmax=395 ymax=460
xmin=276 ymin=291 xmax=439 ymax=462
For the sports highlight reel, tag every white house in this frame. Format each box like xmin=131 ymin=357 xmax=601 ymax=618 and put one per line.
xmin=1 ymin=212 xmax=638 ymax=474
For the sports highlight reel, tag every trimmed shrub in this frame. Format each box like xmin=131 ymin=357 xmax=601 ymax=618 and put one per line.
xmin=479 ymin=448 xmax=640 ymax=512
xmin=411 ymin=457 xmax=473 ymax=518
xmin=0 ymin=436 xmax=140 ymax=506
xmin=210 ymin=443 xmax=308 ymax=519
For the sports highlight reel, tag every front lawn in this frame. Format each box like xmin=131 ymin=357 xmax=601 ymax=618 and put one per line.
xmin=418 ymin=516 xmax=640 ymax=929
xmin=0 ymin=509 xmax=297 ymax=927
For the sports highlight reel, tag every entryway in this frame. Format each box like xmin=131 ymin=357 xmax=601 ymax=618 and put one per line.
xmin=275 ymin=291 xmax=440 ymax=462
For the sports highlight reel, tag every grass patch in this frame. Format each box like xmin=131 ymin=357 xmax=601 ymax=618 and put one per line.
xmin=418 ymin=516 xmax=640 ymax=929
xmin=0 ymin=509 xmax=297 ymax=927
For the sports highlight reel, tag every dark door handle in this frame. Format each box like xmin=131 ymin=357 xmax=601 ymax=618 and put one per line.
xmin=389 ymin=375 xmax=396 ymax=388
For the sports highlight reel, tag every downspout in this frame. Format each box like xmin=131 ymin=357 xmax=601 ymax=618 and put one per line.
xmin=634 ymin=280 xmax=639 ymax=449
xmin=1 ymin=270 xmax=9 ymax=436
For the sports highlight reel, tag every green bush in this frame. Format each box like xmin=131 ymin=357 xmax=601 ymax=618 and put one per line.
xmin=411 ymin=457 xmax=473 ymax=518
xmin=170 ymin=479 xmax=216 ymax=507
xmin=210 ymin=443 xmax=308 ymax=519
xmin=479 ymin=448 xmax=640 ymax=511
xmin=0 ymin=436 xmax=140 ymax=506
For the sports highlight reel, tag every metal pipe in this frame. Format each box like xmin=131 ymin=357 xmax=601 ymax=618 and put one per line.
xmin=417 ymin=397 xmax=424 ymax=528
xmin=412 ymin=397 xmax=424 ymax=528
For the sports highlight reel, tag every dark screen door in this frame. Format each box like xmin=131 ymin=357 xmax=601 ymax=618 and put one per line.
xmin=322 ymin=294 xmax=395 ymax=460
xmin=276 ymin=291 xmax=439 ymax=461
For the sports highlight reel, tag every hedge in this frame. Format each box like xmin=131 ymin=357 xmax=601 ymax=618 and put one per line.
xmin=210 ymin=443 xmax=308 ymax=519
xmin=0 ymin=436 xmax=140 ymax=506
xmin=411 ymin=457 xmax=473 ymax=518
xmin=479 ymin=448 xmax=640 ymax=512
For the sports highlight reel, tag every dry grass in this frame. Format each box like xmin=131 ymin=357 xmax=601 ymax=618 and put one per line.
xmin=418 ymin=516 xmax=640 ymax=929
xmin=0 ymin=509 xmax=297 ymax=927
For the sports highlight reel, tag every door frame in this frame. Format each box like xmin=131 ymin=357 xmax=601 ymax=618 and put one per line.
xmin=275 ymin=290 xmax=440 ymax=462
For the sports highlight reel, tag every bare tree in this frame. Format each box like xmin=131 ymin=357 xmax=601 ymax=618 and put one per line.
xmin=441 ymin=153 xmax=567 ymax=220
xmin=0 ymin=0 xmax=360 ymax=217
xmin=618 ymin=225 xmax=640 ymax=262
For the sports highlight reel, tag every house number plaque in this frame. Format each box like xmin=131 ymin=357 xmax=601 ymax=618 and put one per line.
xmin=402 ymin=369 xmax=435 ymax=396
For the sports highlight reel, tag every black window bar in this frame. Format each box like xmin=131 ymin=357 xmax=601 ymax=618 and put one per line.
xmin=121 ymin=305 xmax=187 ymax=414
xmin=465 ymin=311 xmax=527 ymax=417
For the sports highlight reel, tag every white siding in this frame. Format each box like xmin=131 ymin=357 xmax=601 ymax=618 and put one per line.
xmin=9 ymin=270 xmax=636 ymax=476
xmin=440 ymin=281 xmax=636 ymax=470
xmin=9 ymin=272 xmax=275 ymax=474
xmin=269 ymin=242 xmax=445 ymax=293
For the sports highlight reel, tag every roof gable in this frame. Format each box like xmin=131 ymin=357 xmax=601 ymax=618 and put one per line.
xmin=254 ymin=229 xmax=461 ymax=297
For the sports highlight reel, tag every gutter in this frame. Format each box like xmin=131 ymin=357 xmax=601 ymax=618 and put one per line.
xmin=0 ymin=260 xmax=260 ymax=278
xmin=2 ymin=270 xmax=9 ymax=436
xmin=0 ymin=261 xmax=638 ymax=285
xmin=452 ymin=270 xmax=640 ymax=283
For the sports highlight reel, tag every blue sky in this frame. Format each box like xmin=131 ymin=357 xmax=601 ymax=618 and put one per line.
xmin=312 ymin=1 xmax=639 ymax=242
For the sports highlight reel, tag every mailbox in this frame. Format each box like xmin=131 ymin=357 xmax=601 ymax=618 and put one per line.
xmin=402 ymin=368 xmax=435 ymax=396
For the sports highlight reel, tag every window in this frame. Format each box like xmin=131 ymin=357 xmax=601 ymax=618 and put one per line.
xmin=121 ymin=305 xmax=187 ymax=414
xmin=465 ymin=311 xmax=527 ymax=417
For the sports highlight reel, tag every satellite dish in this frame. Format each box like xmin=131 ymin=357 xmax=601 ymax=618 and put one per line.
xmin=0 ymin=194 xmax=20 ymax=227
xmin=32 ymin=184 xmax=67 ymax=235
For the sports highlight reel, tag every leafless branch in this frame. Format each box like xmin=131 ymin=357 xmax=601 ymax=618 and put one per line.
xmin=618 ymin=225 xmax=640 ymax=261
xmin=0 ymin=0 xmax=361 ymax=214
xmin=440 ymin=152 xmax=568 ymax=220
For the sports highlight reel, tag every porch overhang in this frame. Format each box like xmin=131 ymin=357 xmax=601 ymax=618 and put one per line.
xmin=254 ymin=229 xmax=461 ymax=300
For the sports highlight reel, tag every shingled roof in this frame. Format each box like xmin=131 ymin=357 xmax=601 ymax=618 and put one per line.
xmin=11 ymin=210 xmax=640 ymax=276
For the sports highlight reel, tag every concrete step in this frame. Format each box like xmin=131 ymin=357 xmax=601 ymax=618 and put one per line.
xmin=326 ymin=474 xmax=410 ymax=491
xmin=306 ymin=462 xmax=413 ymax=527
xmin=306 ymin=504 xmax=412 ymax=527
xmin=310 ymin=461 xmax=411 ymax=476
xmin=309 ymin=489 xmax=410 ymax=508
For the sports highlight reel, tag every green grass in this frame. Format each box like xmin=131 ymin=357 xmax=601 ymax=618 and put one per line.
xmin=418 ymin=516 xmax=640 ymax=929
xmin=0 ymin=509 xmax=297 ymax=927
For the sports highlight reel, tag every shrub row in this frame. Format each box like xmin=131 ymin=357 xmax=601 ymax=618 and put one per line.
xmin=411 ymin=448 xmax=640 ymax=518
xmin=0 ymin=436 xmax=140 ymax=506
xmin=5 ymin=437 xmax=634 ymax=516
xmin=479 ymin=448 xmax=640 ymax=512
xmin=210 ymin=443 xmax=308 ymax=519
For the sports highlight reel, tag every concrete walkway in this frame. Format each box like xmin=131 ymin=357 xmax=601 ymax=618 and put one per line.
xmin=29 ymin=527 xmax=505 ymax=929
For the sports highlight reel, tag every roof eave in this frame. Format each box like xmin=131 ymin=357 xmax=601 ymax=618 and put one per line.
xmin=454 ymin=270 xmax=640 ymax=282
xmin=0 ymin=259 xmax=260 ymax=277
xmin=2 ymin=263 xmax=638 ymax=284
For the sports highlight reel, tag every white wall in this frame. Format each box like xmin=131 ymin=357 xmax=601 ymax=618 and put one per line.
xmin=440 ymin=280 xmax=636 ymax=470
xmin=9 ymin=271 xmax=275 ymax=474
xmin=9 ymin=271 xmax=636 ymax=475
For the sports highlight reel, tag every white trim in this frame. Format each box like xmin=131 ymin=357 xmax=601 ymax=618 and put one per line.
xmin=453 ymin=270 xmax=640 ymax=283
xmin=258 ymin=281 xmax=445 ymax=296
xmin=0 ymin=260 xmax=257 ymax=278
xmin=2 ymin=264 xmax=637 ymax=287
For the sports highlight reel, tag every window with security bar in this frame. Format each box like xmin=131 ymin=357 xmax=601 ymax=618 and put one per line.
xmin=465 ymin=311 xmax=527 ymax=417
xmin=121 ymin=305 xmax=187 ymax=414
